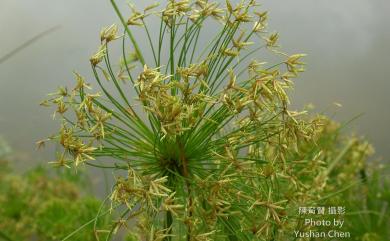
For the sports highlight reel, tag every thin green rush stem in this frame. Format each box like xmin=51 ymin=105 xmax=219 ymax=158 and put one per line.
xmin=177 ymin=18 xmax=191 ymax=72
xmin=206 ymin=23 xmax=240 ymax=87
xmin=190 ymin=122 xmax=283 ymax=161
xmin=63 ymin=117 xmax=147 ymax=151
xmin=95 ymin=140 xmax=156 ymax=160
xmin=121 ymin=31 xmax=136 ymax=89
xmin=102 ymin=120 xmax=147 ymax=145
xmin=104 ymin=46 xmax=133 ymax=108
xmin=165 ymin=210 xmax=173 ymax=241
xmin=194 ymin=23 xmax=232 ymax=67
xmin=209 ymin=28 xmax=257 ymax=94
xmin=199 ymin=113 xmax=282 ymax=150
xmin=86 ymin=161 xmax=127 ymax=170
xmin=92 ymin=65 xmax=153 ymax=140
xmin=196 ymin=75 xmax=259 ymax=135
xmin=179 ymin=18 xmax=203 ymax=68
xmin=105 ymin=44 xmax=159 ymax=136
xmin=162 ymin=15 xmax=205 ymax=82
xmin=85 ymin=112 xmax=148 ymax=149
xmin=105 ymin=208 xmax=131 ymax=241
xmin=194 ymin=24 xmax=226 ymax=63
xmin=101 ymin=168 xmax=112 ymax=198
xmin=93 ymin=115 xmax=150 ymax=148
xmin=169 ymin=15 xmax=176 ymax=94
xmin=202 ymin=15 xmax=233 ymax=64
xmin=105 ymin=47 xmax=161 ymax=139
xmin=103 ymin=141 xmax=157 ymax=161
xmin=166 ymin=16 xmax=191 ymax=95
xmin=93 ymin=196 xmax=110 ymax=240
xmin=110 ymin=0 xmax=145 ymax=65
xmin=188 ymin=94 xmax=234 ymax=135
xmin=61 ymin=204 xmax=121 ymax=241
xmin=173 ymin=16 xmax=204 ymax=55
xmin=209 ymin=10 xmax=259 ymax=86
xmin=158 ymin=18 xmax=167 ymax=67
xmin=176 ymin=17 xmax=205 ymax=67
xmin=317 ymin=181 xmax=362 ymax=202
xmin=189 ymin=24 xmax=201 ymax=65
xmin=202 ymin=15 xmax=235 ymax=72
xmin=142 ymin=18 xmax=158 ymax=66
xmin=103 ymin=130 xmax=156 ymax=154
xmin=88 ymin=88 xmax=151 ymax=143
xmin=227 ymin=45 xmax=267 ymax=83
xmin=121 ymin=32 xmax=160 ymax=135
xmin=190 ymin=112 xmax=235 ymax=148
xmin=182 ymin=27 xmax=238 ymax=141
xmin=204 ymin=22 xmax=238 ymax=85
xmin=161 ymin=16 xmax=206 ymax=92
xmin=182 ymin=103 xmax=225 ymax=147
xmin=93 ymin=66 xmax=134 ymax=121
xmin=0 ymin=25 xmax=60 ymax=64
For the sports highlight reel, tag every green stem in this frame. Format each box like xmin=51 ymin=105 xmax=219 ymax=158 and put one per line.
xmin=62 ymin=205 xmax=119 ymax=241
xmin=165 ymin=210 xmax=173 ymax=241
xmin=110 ymin=0 xmax=145 ymax=65
xmin=170 ymin=16 xmax=176 ymax=95
xmin=105 ymin=209 xmax=131 ymax=241
xmin=142 ymin=19 xmax=158 ymax=66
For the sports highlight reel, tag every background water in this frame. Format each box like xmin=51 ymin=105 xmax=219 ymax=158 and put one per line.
xmin=0 ymin=0 xmax=389 ymax=176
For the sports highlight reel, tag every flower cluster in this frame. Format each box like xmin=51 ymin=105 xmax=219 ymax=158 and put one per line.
xmin=41 ymin=0 xmax=377 ymax=240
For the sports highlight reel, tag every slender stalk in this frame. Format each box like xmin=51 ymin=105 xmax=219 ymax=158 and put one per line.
xmin=142 ymin=19 xmax=158 ymax=66
xmin=110 ymin=0 xmax=145 ymax=65
xmin=165 ymin=210 xmax=173 ymax=241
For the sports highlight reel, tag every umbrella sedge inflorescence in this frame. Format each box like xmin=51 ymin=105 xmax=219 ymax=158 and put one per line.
xmin=39 ymin=1 xmax=375 ymax=240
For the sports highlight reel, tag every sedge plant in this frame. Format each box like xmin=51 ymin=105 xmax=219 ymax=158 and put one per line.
xmin=40 ymin=0 xmax=385 ymax=240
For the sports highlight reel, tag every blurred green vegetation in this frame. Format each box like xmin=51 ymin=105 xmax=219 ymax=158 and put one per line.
xmin=289 ymin=117 xmax=390 ymax=241
xmin=0 ymin=157 xmax=111 ymax=241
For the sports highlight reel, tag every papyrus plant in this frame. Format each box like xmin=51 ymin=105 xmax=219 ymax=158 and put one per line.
xmin=42 ymin=0 xmax=333 ymax=240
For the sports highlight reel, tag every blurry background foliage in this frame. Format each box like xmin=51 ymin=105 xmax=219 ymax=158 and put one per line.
xmin=0 ymin=158 xmax=110 ymax=241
